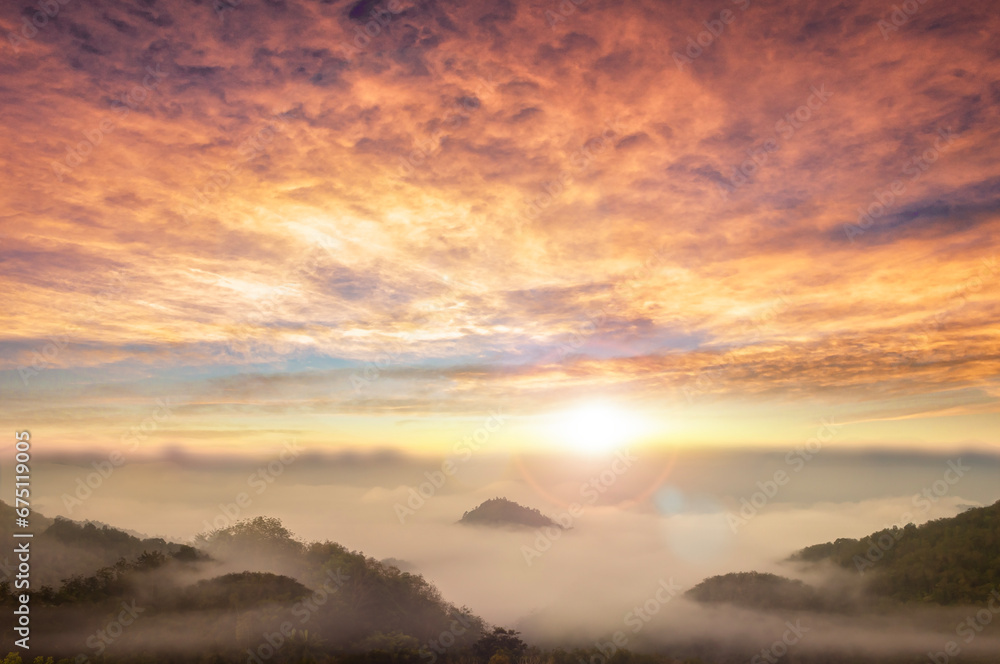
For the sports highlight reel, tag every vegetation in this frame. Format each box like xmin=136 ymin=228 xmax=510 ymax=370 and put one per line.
xmin=5 ymin=500 xmax=1000 ymax=664
xmin=195 ymin=515 xmax=305 ymax=558
xmin=0 ymin=512 xmax=487 ymax=660
xmin=684 ymin=572 xmax=828 ymax=611
xmin=0 ymin=503 xmax=204 ymax=588
xmin=459 ymin=498 xmax=562 ymax=529
xmin=790 ymin=499 xmax=1000 ymax=604
xmin=0 ymin=650 xmax=696 ymax=664
xmin=185 ymin=571 xmax=312 ymax=609
xmin=473 ymin=628 xmax=527 ymax=663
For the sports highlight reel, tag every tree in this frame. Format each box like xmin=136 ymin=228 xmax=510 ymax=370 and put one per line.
xmin=194 ymin=516 xmax=304 ymax=562
xmin=473 ymin=628 xmax=527 ymax=664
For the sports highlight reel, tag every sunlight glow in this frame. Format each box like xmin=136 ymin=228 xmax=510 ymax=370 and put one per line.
xmin=548 ymin=401 xmax=646 ymax=454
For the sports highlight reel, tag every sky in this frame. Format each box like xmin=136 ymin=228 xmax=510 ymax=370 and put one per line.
xmin=3 ymin=3 xmax=1000 ymax=649
xmin=1 ymin=0 xmax=999 ymax=459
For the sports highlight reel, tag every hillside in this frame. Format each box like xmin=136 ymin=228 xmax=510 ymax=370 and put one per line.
xmin=685 ymin=501 xmax=1000 ymax=613
xmin=0 ymin=514 xmax=488 ymax=660
xmin=459 ymin=497 xmax=563 ymax=529
xmin=0 ymin=501 xmax=199 ymax=587
xmin=685 ymin=572 xmax=828 ymax=611
xmin=789 ymin=499 xmax=1000 ymax=604
xmin=0 ymin=499 xmax=55 ymax=535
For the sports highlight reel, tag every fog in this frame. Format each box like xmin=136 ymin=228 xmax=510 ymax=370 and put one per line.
xmin=10 ymin=446 xmax=1000 ymax=659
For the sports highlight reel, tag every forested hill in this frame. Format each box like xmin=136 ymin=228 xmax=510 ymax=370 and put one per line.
xmin=790 ymin=499 xmax=1000 ymax=604
xmin=0 ymin=514 xmax=489 ymax=659
xmin=0 ymin=500 xmax=195 ymax=587
xmin=685 ymin=572 xmax=832 ymax=611
xmin=459 ymin=497 xmax=562 ymax=529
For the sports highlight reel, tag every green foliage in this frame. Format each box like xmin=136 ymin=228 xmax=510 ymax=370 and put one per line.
xmin=185 ymin=571 xmax=311 ymax=609
xmin=42 ymin=518 xmax=196 ymax=562
xmin=303 ymin=540 xmax=486 ymax=645
xmin=472 ymin=628 xmax=527 ymax=664
xmin=39 ymin=549 xmax=172 ymax=604
xmin=548 ymin=648 xmax=674 ymax=664
xmin=195 ymin=516 xmax=305 ymax=558
xmin=684 ymin=571 xmax=829 ymax=611
xmin=0 ymin=500 xmax=55 ymax=535
xmin=790 ymin=499 xmax=1000 ymax=604
xmin=8 ymin=515 xmax=488 ymax=660
xmin=45 ymin=518 xmax=145 ymax=547
xmin=0 ymin=655 xmax=56 ymax=664
xmin=460 ymin=498 xmax=560 ymax=529
xmin=356 ymin=632 xmax=420 ymax=653
xmin=352 ymin=632 xmax=423 ymax=664
xmin=1 ymin=511 xmax=199 ymax=589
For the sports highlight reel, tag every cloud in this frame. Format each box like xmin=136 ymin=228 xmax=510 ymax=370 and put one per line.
xmin=0 ymin=0 xmax=997 ymax=450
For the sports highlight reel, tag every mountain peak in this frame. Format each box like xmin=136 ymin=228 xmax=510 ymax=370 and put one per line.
xmin=459 ymin=497 xmax=563 ymax=529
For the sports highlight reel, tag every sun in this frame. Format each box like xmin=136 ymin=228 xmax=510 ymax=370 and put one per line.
xmin=548 ymin=401 xmax=643 ymax=454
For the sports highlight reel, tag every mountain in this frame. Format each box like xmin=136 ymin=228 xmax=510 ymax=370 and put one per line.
xmin=0 ymin=501 xmax=199 ymax=587
xmin=184 ymin=571 xmax=312 ymax=609
xmin=685 ymin=572 xmax=826 ymax=611
xmin=0 ymin=512 xmax=488 ymax=661
xmin=789 ymin=499 xmax=1000 ymax=605
xmin=686 ymin=500 xmax=1000 ymax=612
xmin=0 ymin=499 xmax=54 ymax=535
xmin=459 ymin=497 xmax=563 ymax=529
